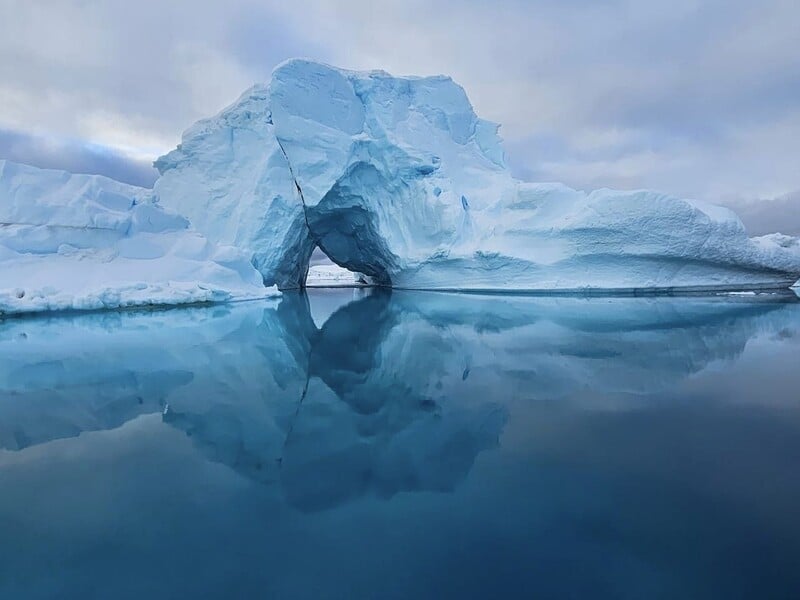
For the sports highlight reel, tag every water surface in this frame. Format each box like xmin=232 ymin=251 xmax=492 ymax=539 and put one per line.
xmin=1 ymin=289 xmax=800 ymax=599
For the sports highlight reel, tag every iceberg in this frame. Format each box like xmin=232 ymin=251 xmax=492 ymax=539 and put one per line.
xmin=155 ymin=59 xmax=800 ymax=292
xmin=3 ymin=59 xmax=798 ymax=305
xmin=0 ymin=160 xmax=277 ymax=315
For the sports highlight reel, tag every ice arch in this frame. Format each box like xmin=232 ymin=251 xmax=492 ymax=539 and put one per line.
xmin=294 ymin=164 xmax=401 ymax=288
xmin=303 ymin=165 xmax=400 ymax=286
xmin=154 ymin=59 xmax=800 ymax=292
xmin=152 ymin=66 xmax=410 ymax=290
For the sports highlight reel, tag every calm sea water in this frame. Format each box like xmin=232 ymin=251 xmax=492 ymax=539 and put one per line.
xmin=1 ymin=289 xmax=800 ymax=599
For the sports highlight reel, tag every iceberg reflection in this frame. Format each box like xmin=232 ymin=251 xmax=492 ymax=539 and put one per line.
xmin=1 ymin=290 xmax=798 ymax=510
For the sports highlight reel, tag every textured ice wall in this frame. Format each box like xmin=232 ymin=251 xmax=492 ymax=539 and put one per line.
xmin=0 ymin=160 xmax=276 ymax=315
xmin=154 ymin=86 xmax=314 ymax=288
xmin=155 ymin=59 xmax=800 ymax=291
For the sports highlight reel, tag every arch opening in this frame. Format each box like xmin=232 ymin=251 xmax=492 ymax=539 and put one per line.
xmin=301 ymin=163 xmax=399 ymax=288
xmin=274 ymin=162 xmax=402 ymax=290
xmin=304 ymin=245 xmax=370 ymax=288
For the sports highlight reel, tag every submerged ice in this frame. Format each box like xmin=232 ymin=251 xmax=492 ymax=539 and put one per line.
xmin=156 ymin=59 xmax=800 ymax=292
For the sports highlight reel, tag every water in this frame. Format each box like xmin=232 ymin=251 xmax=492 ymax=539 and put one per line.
xmin=1 ymin=289 xmax=800 ymax=599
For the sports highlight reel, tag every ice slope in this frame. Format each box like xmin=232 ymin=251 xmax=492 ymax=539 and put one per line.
xmin=156 ymin=59 xmax=800 ymax=291
xmin=0 ymin=160 xmax=277 ymax=315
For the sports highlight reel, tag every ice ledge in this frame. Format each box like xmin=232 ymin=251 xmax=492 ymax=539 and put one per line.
xmin=0 ymin=160 xmax=279 ymax=316
xmin=0 ymin=279 xmax=279 ymax=317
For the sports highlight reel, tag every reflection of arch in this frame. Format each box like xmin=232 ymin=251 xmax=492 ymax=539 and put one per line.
xmin=279 ymin=290 xmax=507 ymax=511
xmin=156 ymin=289 xmax=508 ymax=511
xmin=2 ymin=291 xmax=798 ymax=511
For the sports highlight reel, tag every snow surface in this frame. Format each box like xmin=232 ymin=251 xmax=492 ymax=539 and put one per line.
xmin=156 ymin=59 xmax=800 ymax=292
xmin=0 ymin=160 xmax=277 ymax=315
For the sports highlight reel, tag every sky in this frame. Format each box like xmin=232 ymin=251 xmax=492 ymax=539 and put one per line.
xmin=1 ymin=0 xmax=798 ymax=234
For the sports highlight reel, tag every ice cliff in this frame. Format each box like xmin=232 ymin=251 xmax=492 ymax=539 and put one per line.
xmin=155 ymin=59 xmax=800 ymax=292
xmin=3 ymin=59 xmax=799 ymax=308
xmin=0 ymin=160 xmax=276 ymax=315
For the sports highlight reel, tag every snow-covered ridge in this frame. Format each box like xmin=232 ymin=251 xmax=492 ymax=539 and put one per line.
xmin=0 ymin=160 xmax=277 ymax=315
xmin=156 ymin=59 xmax=800 ymax=292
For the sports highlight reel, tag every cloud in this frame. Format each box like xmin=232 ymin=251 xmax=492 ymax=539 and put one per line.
xmin=0 ymin=0 xmax=798 ymax=214
xmin=285 ymin=0 xmax=800 ymax=202
xmin=0 ymin=128 xmax=157 ymax=187
xmin=720 ymin=192 xmax=800 ymax=237
xmin=310 ymin=247 xmax=334 ymax=267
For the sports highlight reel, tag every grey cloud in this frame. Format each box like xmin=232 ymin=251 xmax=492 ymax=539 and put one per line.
xmin=720 ymin=192 xmax=800 ymax=237
xmin=0 ymin=128 xmax=158 ymax=188
xmin=0 ymin=1 xmax=328 ymax=155
xmin=226 ymin=9 xmax=328 ymax=74
xmin=0 ymin=0 xmax=798 ymax=220
xmin=285 ymin=0 xmax=800 ymax=201
xmin=310 ymin=247 xmax=334 ymax=267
